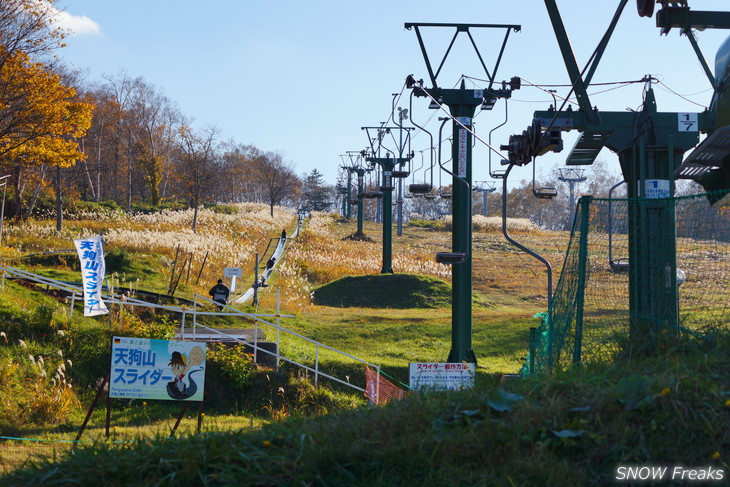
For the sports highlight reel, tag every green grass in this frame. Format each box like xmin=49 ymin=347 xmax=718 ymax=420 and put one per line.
xmin=312 ymin=273 xmax=452 ymax=309
xmin=3 ymin=211 xmax=730 ymax=485
xmin=3 ymin=332 xmax=729 ymax=486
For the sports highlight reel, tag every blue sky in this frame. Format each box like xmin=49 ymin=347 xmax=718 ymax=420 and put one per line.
xmin=55 ymin=1 xmax=730 ymax=188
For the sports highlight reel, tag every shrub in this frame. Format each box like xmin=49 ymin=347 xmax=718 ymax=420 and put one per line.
xmin=208 ymin=204 xmax=239 ymax=215
xmin=105 ymin=247 xmax=133 ymax=274
xmin=204 ymin=344 xmax=257 ymax=408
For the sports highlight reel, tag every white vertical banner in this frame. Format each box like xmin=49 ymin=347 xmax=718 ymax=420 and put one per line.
xmin=73 ymin=235 xmax=109 ymax=316
xmin=457 ymin=128 xmax=468 ymax=178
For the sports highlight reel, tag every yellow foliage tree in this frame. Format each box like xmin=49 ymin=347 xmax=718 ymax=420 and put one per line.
xmin=0 ymin=47 xmax=93 ymax=217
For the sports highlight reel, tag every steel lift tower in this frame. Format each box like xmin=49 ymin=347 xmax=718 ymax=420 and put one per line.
xmin=558 ymin=168 xmax=587 ymax=230
xmin=474 ymin=180 xmax=497 ymax=217
xmin=361 ymin=125 xmax=413 ymax=274
xmin=405 ymin=22 xmax=521 ymax=363
xmin=513 ymin=0 xmax=730 ymax=348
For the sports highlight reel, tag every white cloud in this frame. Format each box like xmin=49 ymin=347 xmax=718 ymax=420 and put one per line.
xmin=33 ymin=0 xmax=101 ymax=36
xmin=54 ymin=9 xmax=101 ymax=36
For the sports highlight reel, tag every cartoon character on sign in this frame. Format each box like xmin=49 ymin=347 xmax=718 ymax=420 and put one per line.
xmin=166 ymin=346 xmax=204 ymax=400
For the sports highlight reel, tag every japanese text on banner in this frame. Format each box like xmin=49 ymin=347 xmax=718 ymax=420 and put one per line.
xmin=73 ymin=235 xmax=109 ymax=316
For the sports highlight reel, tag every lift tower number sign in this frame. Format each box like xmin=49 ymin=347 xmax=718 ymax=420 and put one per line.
xmin=678 ymin=113 xmax=698 ymax=132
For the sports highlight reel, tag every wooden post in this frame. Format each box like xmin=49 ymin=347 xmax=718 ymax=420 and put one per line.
xmin=170 ymin=402 xmax=190 ymax=437
xmin=196 ymin=251 xmax=209 ymax=285
xmin=76 ymin=374 xmax=109 ymax=442
xmin=168 ymin=245 xmax=180 ymax=295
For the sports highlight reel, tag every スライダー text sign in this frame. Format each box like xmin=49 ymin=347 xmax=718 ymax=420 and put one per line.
xmin=110 ymin=337 xmax=206 ymax=401
xmin=409 ymin=362 xmax=475 ymax=391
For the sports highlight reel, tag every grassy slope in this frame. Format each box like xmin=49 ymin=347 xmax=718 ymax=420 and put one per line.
xmin=8 ymin=215 xmax=729 ymax=484
xmin=312 ymin=273 xmax=452 ymax=309
xmin=3 ymin=335 xmax=729 ymax=486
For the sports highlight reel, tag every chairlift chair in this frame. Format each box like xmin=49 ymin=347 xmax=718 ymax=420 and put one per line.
xmin=409 ymin=183 xmax=432 ymax=194
xmin=610 ymin=258 xmax=630 ymax=272
xmin=607 ymin=180 xmax=629 ymax=272
xmin=435 ymin=252 xmax=468 ymax=264
xmin=531 ymin=155 xmax=558 ymax=199
xmin=534 ymin=187 xmax=558 ymax=199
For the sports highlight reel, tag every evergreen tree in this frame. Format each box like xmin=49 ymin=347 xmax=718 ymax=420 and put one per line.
xmin=302 ymin=168 xmax=332 ymax=212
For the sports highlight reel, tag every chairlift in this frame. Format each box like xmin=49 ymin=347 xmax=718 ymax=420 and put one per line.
xmin=391 ymin=170 xmax=410 ymax=178
xmin=363 ymin=191 xmax=383 ymax=199
xmin=424 ymin=194 xmax=437 ymax=200
xmin=489 ymin=99 xmax=509 ymax=179
xmin=433 ymin=131 xmax=471 ymax=266
xmin=531 ymin=155 xmax=558 ymax=199
xmin=409 ymin=183 xmax=432 ymax=194
xmin=607 ymin=180 xmax=629 ymax=272
xmin=408 ymin=91 xmax=436 ymax=196
xmin=435 ymin=252 xmax=467 ymax=264
xmin=534 ymin=187 xmax=558 ymax=199
xmin=610 ymin=258 xmax=629 ymax=272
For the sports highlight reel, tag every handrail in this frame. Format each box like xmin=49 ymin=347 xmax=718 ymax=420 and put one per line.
xmin=0 ymin=264 xmax=384 ymax=401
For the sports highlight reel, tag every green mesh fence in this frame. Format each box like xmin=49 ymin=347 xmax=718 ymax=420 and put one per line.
xmin=524 ymin=190 xmax=730 ymax=375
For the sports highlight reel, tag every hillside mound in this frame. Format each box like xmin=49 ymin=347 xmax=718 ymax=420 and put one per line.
xmin=312 ymin=273 xmax=451 ymax=309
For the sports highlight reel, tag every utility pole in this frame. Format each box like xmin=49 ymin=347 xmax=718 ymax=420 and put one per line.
xmin=406 ymin=22 xmax=521 ymax=363
xmin=474 ymin=180 xmax=497 ymax=217
xmin=558 ymin=168 xmax=587 ymax=230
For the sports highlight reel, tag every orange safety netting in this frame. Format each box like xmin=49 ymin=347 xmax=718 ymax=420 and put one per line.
xmin=364 ymin=366 xmax=406 ymax=405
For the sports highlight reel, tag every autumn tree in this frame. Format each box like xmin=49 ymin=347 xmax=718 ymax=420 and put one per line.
xmin=128 ymin=79 xmax=179 ymax=206
xmin=253 ymin=152 xmax=300 ymax=217
xmin=0 ymin=48 xmax=93 ymax=219
xmin=0 ymin=0 xmax=67 ymax=65
xmin=171 ymin=124 xmax=222 ymax=232
xmin=218 ymin=143 xmax=262 ymax=203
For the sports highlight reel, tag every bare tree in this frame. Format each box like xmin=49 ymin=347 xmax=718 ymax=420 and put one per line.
xmin=253 ymin=152 xmax=300 ymax=217
xmin=128 ymin=79 xmax=179 ymax=206
xmin=172 ymin=124 xmax=221 ymax=232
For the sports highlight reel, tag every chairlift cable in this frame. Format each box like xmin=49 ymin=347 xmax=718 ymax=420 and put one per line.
xmin=413 ymin=79 xmax=508 ymax=160
xmin=654 ymin=79 xmax=709 ymax=109
xmin=488 ymin=98 xmax=509 ymax=178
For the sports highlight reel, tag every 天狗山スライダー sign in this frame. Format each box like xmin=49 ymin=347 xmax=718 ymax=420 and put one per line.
xmin=73 ymin=235 xmax=108 ymax=316
xmin=110 ymin=337 xmax=206 ymax=401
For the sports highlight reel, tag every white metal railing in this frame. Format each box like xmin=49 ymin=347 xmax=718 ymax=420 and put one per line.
xmin=0 ymin=264 xmax=384 ymax=401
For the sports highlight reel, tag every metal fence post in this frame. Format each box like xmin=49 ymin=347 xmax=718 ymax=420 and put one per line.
xmin=315 ymin=344 xmax=320 ymax=387
xmin=276 ymin=289 xmax=281 ymax=371
xmin=573 ymin=196 xmax=592 ymax=366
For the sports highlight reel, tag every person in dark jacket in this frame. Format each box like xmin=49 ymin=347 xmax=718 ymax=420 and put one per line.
xmin=209 ymin=279 xmax=230 ymax=310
